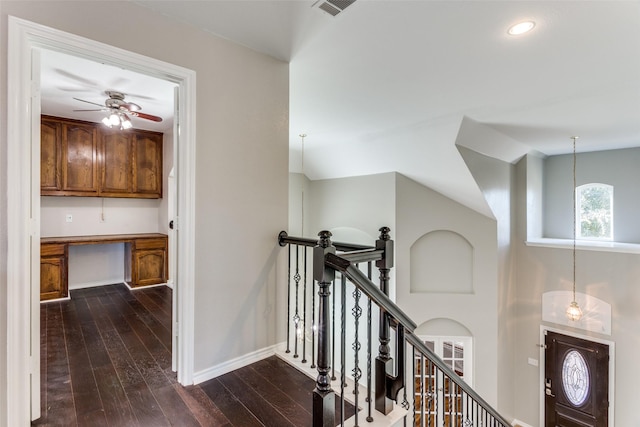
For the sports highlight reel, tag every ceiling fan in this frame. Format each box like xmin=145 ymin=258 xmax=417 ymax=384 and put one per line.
xmin=73 ymin=91 xmax=163 ymax=129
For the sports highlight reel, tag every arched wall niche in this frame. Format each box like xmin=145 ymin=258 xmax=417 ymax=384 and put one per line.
xmin=415 ymin=317 xmax=473 ymax=337
xmin=410 ymin=230 xmax=474 ymax=294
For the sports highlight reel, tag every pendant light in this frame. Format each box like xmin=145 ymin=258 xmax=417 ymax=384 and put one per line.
xmin=566 ymin=136 xmax=583 ymax=321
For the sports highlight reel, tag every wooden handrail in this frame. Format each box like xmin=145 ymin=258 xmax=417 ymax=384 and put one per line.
xmin=278 ymin=231 xmax=374 ymax=252
xmin=279 ymin=230 xmax=511 ymax=427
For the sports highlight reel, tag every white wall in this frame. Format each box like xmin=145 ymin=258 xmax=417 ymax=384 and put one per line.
xmin=514 ymin=155 xmax=640 ymax=426
xmin=41 ymin=197 xmax=162 ymax=237
xmin=41 ymin=196 xmax=162 ymax=288
xmin=0 ymin=3 xmax=289 ymax=425
xmin=288 ymin=172 xmax=311 ymax=238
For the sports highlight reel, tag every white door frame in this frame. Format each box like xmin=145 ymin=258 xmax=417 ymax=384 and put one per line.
xmin=7 ymin=16 xmax=197 ymax=425
xmin=539 ymin=325 xmax=615 ymax=427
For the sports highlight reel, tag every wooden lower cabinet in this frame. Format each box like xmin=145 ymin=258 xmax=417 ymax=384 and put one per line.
xmin=40 ymin=243 xmax=68 ymax=301
xmin=40 ymin=234 xmax=168 ymax=301
xmin=128 ymin=237 xmax=168 ymax=288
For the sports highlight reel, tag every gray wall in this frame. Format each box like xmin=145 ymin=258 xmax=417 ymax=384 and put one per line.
xmin=458 ymin=146 xmax=516 ymax=420
xmin=544 ymin=147 xmax=640 ymax=242
xmin=395 ymin=173 xmax=499 ymax=405
xmin=515 ymin=154 xmax=640 ymax=426
xmin=0 ymin=3 xmax=289 ymax=425
xmin=308 ymin=172 xmax=396 ymax=243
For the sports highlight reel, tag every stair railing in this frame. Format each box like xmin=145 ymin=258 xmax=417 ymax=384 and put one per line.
xmin=278 ymin=228 xmax=510 ymax=427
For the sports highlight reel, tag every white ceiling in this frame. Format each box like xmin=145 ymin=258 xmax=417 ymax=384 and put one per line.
xmin=40 ymin=1 xmax=640 ymax=216
xmin=40 ymin=49 xmax=176 ymax=132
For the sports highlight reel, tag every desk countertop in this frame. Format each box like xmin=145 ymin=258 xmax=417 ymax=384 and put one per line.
xmin=41 ymin=233 xmax=167 ymax=245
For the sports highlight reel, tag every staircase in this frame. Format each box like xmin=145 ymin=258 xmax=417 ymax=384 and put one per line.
xmin=278 ymin=228 xmax=510 ymax=427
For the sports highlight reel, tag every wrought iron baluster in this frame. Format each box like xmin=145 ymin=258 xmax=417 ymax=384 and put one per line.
xmin=286 ymin=245 xmax=291 ymax=353
xmin=340 ymin=275 xmax=347 ymax=427
xmin=332 ymin=274 xmax=337 ymax=381
xmin=435 ymin=360 xmax=439 ymax=427
xmin=448 ymin=372 xmax=452 ymax=427
xmin=366 ymin=261 xmax=373 ymax=422
xmin=352 ymin=274 xmax=362 ymax=427
xmin=420 ymin=353 xmax=425 ymax=427
xmin=311 ymin=256 xmax=316 ymax=369
xmin=302 ymin=248 xmax=307 ymax=363
xmin=293 ymin=245 xmax=301 ymax=358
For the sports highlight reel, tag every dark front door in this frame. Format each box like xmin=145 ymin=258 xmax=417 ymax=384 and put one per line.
xmin=545 ymin=331 xmax=609 ymax=427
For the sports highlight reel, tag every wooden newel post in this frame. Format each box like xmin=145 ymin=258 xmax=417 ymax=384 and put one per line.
xmin=313 ymin=230 xmax=336 ymax=427
xmin=375 ymin=226 xmax=395 ymax=415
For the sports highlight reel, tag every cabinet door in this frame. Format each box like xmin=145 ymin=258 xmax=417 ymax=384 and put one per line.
xmin=62 ymin=121 xmax=98 ymax=194
xmin=132 ymin=132 xmax=163 ymax=198
xmin=133 ymin=249 xmax=167 ymax=287
xmin=131 ymin=237 xmax=167 ymax=287
xmin=41 ymin=119 xmax=62 ymax=191
xmin=101 ymin=130 xmax=133 ymax=195
xmin=40 ymin=244 xmax=68 ymax=301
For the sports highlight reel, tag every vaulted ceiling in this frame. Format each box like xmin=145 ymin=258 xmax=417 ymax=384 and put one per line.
xmin=42 ymin=1 xmax=640 ymax=216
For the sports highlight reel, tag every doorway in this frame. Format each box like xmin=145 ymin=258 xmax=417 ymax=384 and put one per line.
xmin=544 ymin=330 xmax=610 ymax=427
xmin=7 ymin=16 xmax=196 ymax=425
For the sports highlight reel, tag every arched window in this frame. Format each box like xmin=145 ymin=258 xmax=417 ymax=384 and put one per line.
xmin=576 ymin=183 xmax=613 ymax=240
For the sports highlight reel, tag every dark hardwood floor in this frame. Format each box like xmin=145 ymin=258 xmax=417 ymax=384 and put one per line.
xmin=35 ymin=283 xmax=354 ymax=426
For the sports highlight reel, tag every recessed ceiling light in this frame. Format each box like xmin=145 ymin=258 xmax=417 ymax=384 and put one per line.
xmin=508 ymin=21 xmax=536 ymax=36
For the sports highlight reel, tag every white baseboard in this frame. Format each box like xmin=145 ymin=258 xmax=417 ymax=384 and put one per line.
xmin=125 ymin=281 xmax=169 ymax=291
xmin=192 ymin=343 xmax=279 ymax=385
xmin=39 ymin=295 xmax=71 ymax=304
xmin=69 ymin=279 xmax=125 ymax=290
xmin=512 ymin=419 xmax=534 ymax=427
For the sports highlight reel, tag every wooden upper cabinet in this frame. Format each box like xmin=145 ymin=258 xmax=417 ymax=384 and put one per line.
xmin=62 ymin=121 xmax=98 ymax=194
xmin=41 ymin=118 xmax=62 ymax=191
xmin=100 ymin=129 xmax=133 ymax=195
xmin=41 ymin=115 xmax=163 ymax=199
xmin=133 ymin=131 xmax=163 ymax=197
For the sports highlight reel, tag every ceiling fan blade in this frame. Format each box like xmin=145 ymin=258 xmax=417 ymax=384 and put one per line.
xmin=130 ymin=111 xmax=163 ymax=122
xmin=120 ymin=102 xmax=142 ymax=112
xmin=73 ymin=97 xmax=106 ymax=108
xmin=55 ymin=69 xmax=98 ymax=87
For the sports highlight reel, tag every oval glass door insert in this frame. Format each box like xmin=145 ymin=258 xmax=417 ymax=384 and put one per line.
xmin=562 ymin=349 xmax=590 ymax=406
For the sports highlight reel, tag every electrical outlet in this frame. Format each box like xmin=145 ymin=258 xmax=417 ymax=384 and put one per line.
xmin=65 ymin=214 xmax=73 ymax=223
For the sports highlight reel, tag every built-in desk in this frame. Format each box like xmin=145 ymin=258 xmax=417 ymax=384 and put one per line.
xmin=40 ymin=233 xmax=168 ymax=301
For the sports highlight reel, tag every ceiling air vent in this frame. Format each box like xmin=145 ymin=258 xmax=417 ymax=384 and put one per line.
xmin=314 ymin=0 xmax=357 ymax=17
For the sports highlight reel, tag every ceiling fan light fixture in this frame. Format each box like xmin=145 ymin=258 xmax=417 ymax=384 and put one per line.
xmin=508 ymin=21 xmax=535 ymax=36
xmin=101 ymin=116 xmax=112 ymax=127
xmin=109 ymin=113 xmax=121 ymax=126
xmin=120 ymin=114 xmax=133 ymax=130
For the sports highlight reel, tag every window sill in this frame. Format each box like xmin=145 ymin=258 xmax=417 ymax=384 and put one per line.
xmin=525 ymin=238 xmax=640 ymax=254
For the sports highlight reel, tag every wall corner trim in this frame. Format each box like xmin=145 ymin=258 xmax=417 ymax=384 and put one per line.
xmin=192 ymin=344 xmax=279 ymax=385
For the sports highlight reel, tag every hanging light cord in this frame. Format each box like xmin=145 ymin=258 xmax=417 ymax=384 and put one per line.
xmin=572 ymin=136 xmax=577 ymax=302
xmin=300 ymin=134 xmax=307 ymax=236
xmin=566 ymin=136 xmax=582 ymax=321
